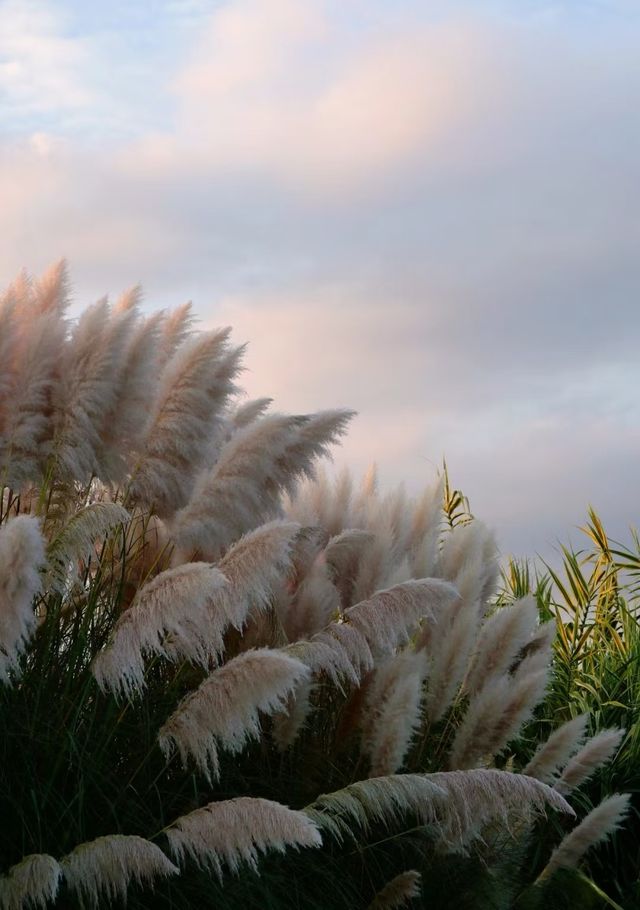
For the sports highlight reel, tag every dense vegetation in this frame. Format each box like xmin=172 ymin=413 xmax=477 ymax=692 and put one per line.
xmin=0 ymin=265 xmax=635 ymax=909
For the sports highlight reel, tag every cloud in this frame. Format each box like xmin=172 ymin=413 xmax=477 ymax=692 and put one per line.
xmin=127 ymin=0 xmax=492 ymax=194
xmin=0 ymin=0 xmax=93 ymax=120
xmin=0 ymin=0 xmax=638 ymax=559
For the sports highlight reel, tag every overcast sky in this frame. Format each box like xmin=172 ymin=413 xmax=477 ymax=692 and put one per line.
xmin=1 ymin=0 xmax=638 ymax=560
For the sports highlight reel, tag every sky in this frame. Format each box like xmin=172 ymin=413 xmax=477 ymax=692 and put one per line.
xmin=0 ymin=0 xmax=638 ymax=560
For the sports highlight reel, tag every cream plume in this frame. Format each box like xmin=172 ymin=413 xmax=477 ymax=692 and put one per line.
xmin=554 ymin=728 xmax=625 ymax=795
xmin=165 ymin=797 xmax=322 ymax=878
xmin=158 ymin=649 xmax=310 ymax=781
xmin=272 ymin=677 xmax=314 ymax=750
xmin=46 ymin=501 xmax=130 ymax=593
xmin=408 ymin=477 xmax=443 ymax=579
xmin=230 ymin=397 xmax=272 ymax=429
xmin=0 ymin=516 xmax=46 ymax=682
xmin=324 ymin=528 xmax=375 ymax=608
xmin=368 ymin=870 xmax=422 ymax=910
xmin=523 ymin=714 xmax=588 ymax=783
xmin=50 ymin=298 xmax=128 ymax=481
xmin=304 ymin=774 xmax=447 ymax=841
xmin=0 ymin=854 xmax=61 ymax=910
xmin=424 ymin=604 xmax=479 ymax=723
xmin=344 ymin=579 xmax=458 ymax=657
xmin=363 ymin=651 xmax=428 ymax=777
xmin=448 ymin=668 xmax=549 ymax=769
xmin=130 ymin=329 xmax=243 ymax=516
xmin=309 ymin=771 xmax=570 ymax=854
xmin=465 ymin=596 xmax=539 ymax=694
xmin=91 ymin=562 xmax=228 ymax=697
xmin=0 ymin=306 xmax=66 ymax=486
xmin=438 ymin=521 xmax=498 ymax=612
xmin=215 ymin=520 xmax=300 ymax=626
xmin=159 ymin=301 xmax=194 ymax=364
xmin=540 ymin=793 xmax=631 ymax=878
xmin=283 ymin=561 xmax=341 ymax=641
xmin=172 ymin=410 xmax=353 ymax=560
xmin=98 ymin=310 xmax=165 ymax=481
xmin=33 ymin=259 xmax=69 ymax=315
xmin=428 ymin=769 xmax=574 ymax=851
xmin=60 ymin=835 xmax=177 ymax=908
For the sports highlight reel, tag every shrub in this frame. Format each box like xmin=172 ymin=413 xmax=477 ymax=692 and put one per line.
xmin=0 ymin=265 xmax=630 ymax=908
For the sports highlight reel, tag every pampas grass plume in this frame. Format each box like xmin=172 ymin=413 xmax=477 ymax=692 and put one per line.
xmin=523 ymin=714 xmax=589 ymax=783
xmin=165 ymin=797 xmax=322 ymax=878
xmin=0 ymin=854 xmax=61 ymax=910
xmin=554 ymin=728 xmax=626 ymax=795
xmin=92 ymin=562 xmax=228 ymax=697
xmin=0 ymin=515 xmax=46 ymax=682
xmin=541 ymin=793 xmax=631 ymax=878
xmin=60 ymin=835 xmax=178 ymax=908
xmin=158 ymin=649 xmax=310 ymax=780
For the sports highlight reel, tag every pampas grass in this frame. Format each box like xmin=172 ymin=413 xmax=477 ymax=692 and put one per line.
xmin=158 ymin=649 xmax=311 ymax=780
xmin=0 ymin=516 xmax=46 ymax=681
xmin=60 ymin=835 xmax=177 ymax=908
xmin=165 ymin=797 xmax=322 ymax=879
xmin=539 ymin=793 xmax=631 ymax=879
xmin=0 ymin=854 xmax=61 ymax=910
xmin=0 ymin=265 xmax=633 ymax=909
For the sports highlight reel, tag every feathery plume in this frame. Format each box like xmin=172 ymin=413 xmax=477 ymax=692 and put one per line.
xmin=60 ymin=835 xmax=177 ymax=908
xmin=363 ymin=651 xmax=428 ymax=777
xmin=286 ymin=630 xmax=365 ymax=688
xmin=272 ymin=677 xmax=314 ymax=750
xmin=448 ymin=669 xmax=549 ymax=769
xmin=46 ymin=501 xmax=130 ymax=593
xmin=554 ymin=728 xmax=625 ymax=795
xmin=214 ymin=520 xmax=299 ymax=627
xmin=428 ymin=769 xmax=574 ymax=851
xmin=0 ymin=306 xmax=66 ymax=486
xmin=172 ymin=410 xmax=353 ymax=560
xmin=0 ymin=516 xmax=46 ymax=682
xmin=304 ymin=774 xmax=447 ymax=841
xmin=33 ymin=259 xmax=68 ymax=314
xmin=158 ymin=649 xmax=310 ymax=780
xmin=230 ymin=397 xmax=272 ymax=429
xmin=368 ymin=871 xmax=422 ymax=910
xmin=288 ymin=525 xmax=330 ymax=587
xmin=351 ymin=463 xmax=378 ymax=525
xmin=283 ymin=561 xmax=341 ymax=640
xmin=350 ymin=509 xmax=396 ymax=604
xmin=50 ymin=298 xmax=128 ymax=481
xmin=165 ymin=797 xmax=321 ymax=878
xmin=0 ymin=297 xmax=17 ymax=420
xmin=345 ymin=579 xmax=458 ymax=657
xmin=540 ymin=793 xmax=631 ymax=878
xmin=424 ymin=604 xmax=479 ymax=723
xmin=129 ymin=329 xmax=243 ymax=516
xmin=92 ymin=563 xmax=228 ymax=697
xmin=159 ymin=302 xmax=194 ymax=364
xmin=465 ymin=596 xmax=539 ymax=694
xmin=438 ymin=521 xmax=498 ymax=612
xmin=523 ymin=714 xmax=589 ymax=783
xmin=324 ymin=528 xmax=375 ymax=607
xmin=408 ymin=478 xmax=443 ymax=578
xmin=114 ymin=283 xmax=142 ymax=314
xmin=98 ymin=310 xmax=165 ymax=481
xmin=0 ymin=854 xmax=61 ymax=910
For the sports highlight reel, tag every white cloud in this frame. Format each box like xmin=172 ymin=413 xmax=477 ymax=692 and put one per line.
xmin=127 ymin=0 xmax=491 ymax=194
xmin=0 ymin=0 xmax=93 ymax=117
